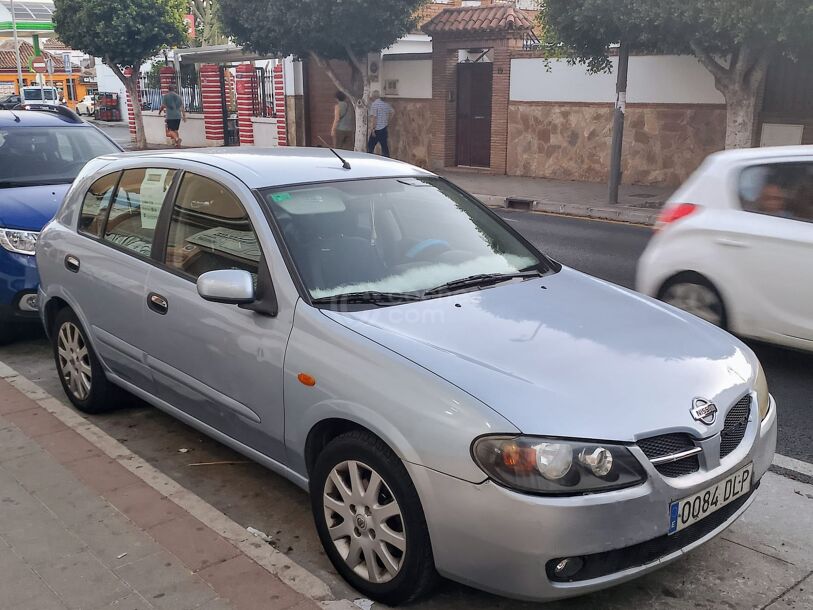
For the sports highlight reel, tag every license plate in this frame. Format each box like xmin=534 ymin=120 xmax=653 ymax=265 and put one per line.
xmin=668 ymin=464 xmax=752 ymax=535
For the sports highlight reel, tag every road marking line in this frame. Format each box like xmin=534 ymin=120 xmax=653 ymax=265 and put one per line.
xmin=0 ymin=360 xmax=336 ymax=603
xmin=773 ymin=454 xmax=813 ymax=478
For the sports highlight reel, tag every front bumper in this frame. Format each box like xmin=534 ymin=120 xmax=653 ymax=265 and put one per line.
xmin=0 ymin=249 xmax=40 ymax=324
xmin=408 ymin=395 xmax=777 ymax=602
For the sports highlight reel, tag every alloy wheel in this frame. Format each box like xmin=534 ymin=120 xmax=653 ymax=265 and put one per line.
xmin=662 ymin=282 xmax=724 ymax=326
xmin=57 ymin=322 xmax=92 ymax=401
xmin=323 ymin=460 xmax=406 ymax=584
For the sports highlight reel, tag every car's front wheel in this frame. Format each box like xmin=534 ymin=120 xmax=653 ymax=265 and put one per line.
xmin=52 ymin=308 xmax=123 ymax=414
xmin=659 ymin=272 xmax=727 ymax=328
xmin=311 ymin=430 xmax=438 ymax=605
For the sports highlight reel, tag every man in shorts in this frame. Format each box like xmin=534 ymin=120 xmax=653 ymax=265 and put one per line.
xmin=159 ymin=85 xmax=187 ymax=148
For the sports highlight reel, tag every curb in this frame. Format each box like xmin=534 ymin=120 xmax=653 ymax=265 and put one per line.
xmin=475 ymin=193 xmax=659 ymax=226
xmin=0 ymin=361 xmax=337 ymax=606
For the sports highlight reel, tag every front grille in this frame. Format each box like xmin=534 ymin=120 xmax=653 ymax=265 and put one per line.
xmin=637 ymin=433 xmax=699 ymax=478
xmin=720 ymin=396 xmax=751 ymax=459
xmin=654 ymin=455 xmax=700 ymax=478
xmin=547 ymin=482 xmax=759 ymax=583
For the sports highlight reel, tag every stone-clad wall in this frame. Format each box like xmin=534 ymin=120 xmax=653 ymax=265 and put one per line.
xmin=386 ymin=98 xmax=433 ymax=169
xmin=507 ymin=102 xmax=727 ymax=186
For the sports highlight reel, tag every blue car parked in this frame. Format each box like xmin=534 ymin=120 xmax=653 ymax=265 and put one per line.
xmin=0 ymin=105 xmax=122 ymax=343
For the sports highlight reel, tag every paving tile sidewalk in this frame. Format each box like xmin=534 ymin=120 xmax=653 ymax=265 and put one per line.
xmin=442 ymin=170 xmax=675 ymax=225
xmin=0 ymin=379 xmax=319 ymax=610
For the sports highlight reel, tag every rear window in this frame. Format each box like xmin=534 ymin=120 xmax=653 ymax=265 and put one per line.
xmin=0 ymin=126 xmax=120 ymax=188
xmin=739 ymin=162 xmax=813 ymax=222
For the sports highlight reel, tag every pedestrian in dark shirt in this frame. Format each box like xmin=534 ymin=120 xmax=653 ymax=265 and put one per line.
xmin=159 ymin=85 xmax=186 ymax=148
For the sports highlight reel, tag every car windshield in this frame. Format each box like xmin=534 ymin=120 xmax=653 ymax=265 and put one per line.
xmin=262 ymin=177 xmax=552 ymax=301
xmin=23 ymin=88 xmax=56 ymax=101
xmin=0 ymin=126 xmax=119 ymax=187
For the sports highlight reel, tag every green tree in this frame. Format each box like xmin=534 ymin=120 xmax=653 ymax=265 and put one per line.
xmin=53 ymin=0 xmax=188 ymax=149
xmin=540 ymin=0 xmax=813 ymax=148
xmin=218 ymin=0 xmax=427 ymax=151
xmin=189 ymin=0 xmax=226 ymax=47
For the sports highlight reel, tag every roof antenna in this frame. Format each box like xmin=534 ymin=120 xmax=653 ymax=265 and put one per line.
xmin=317 ymin=136 xmax=352 ymax=170
xmin=330 ymin=148 xmax=352 ymax=170
xmin=9 ymin=109 xmax=20 ymax=122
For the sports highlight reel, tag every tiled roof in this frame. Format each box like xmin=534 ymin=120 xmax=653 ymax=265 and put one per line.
xmin=422 ymin=4 xmax=535 ymax=36
xmin=42 ymin=38 xmax=70 ymax=51
xmin=0 ymin=39 xmax=70 ymax=72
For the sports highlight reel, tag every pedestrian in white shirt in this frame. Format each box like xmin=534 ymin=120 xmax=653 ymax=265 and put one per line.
xmin=367 ymin=91 xmax=394 ymax=158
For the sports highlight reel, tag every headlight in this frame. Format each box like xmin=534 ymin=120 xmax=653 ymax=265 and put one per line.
xmin=472 ymin=436 xmax=647 ymax=495
xmin=0 ymin=229 xmax=39 ymax=255
xmin=755 ymin=363 xmax=770 ymax=421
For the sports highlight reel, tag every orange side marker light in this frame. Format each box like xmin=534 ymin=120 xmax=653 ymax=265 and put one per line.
xmin=298 ymin=373 xmax=316 ymax=387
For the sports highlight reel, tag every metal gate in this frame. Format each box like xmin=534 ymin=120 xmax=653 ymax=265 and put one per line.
xmin=218 ymin=66 xmax=240 ymax=146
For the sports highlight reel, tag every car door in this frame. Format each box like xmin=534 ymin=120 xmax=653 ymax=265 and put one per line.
xmin=71 ymin=166 xmax=178 ymax=391
xmin=142 ymin=170 xmax=292 ymax=462
xmin=730 ymin=159 xmax=813 ymax=342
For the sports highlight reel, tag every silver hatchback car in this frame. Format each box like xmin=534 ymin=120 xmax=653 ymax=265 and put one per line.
xmin=37 ymin=149 xmax=777 ymax=604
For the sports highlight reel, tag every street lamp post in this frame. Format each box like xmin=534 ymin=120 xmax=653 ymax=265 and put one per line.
xmin=10 ymin=0 xmax=25 ymax=93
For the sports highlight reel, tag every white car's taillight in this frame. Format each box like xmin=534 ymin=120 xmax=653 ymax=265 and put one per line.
xmin=655 ymin=203 xmax=698 ymax=232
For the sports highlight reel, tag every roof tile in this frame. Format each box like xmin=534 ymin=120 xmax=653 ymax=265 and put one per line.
xmin=423 ymin=4 xmax=535 ymax=36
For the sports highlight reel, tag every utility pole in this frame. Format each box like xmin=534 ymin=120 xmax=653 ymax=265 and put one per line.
xmin=608 ymin=41 xmax=630 ymax=205
xmin=10 ymin=0 xmax=25 ymax=93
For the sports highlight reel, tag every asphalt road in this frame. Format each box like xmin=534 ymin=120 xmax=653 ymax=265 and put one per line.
xmin=496 ymin=209 xmax=813 ymax=464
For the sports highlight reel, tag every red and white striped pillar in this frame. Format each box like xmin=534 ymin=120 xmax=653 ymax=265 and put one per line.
xmin=235 ymin=63 xmax=255 ymax=146
xmin=123 ymin=67 xmax=138 ymax=143
xmin=273 ymin=64 xmax=287 ymax=146
xmin=159 ymin=66 xmax=176 ymax=95
xmin=200 ymin=64 xmax=225 ymax=146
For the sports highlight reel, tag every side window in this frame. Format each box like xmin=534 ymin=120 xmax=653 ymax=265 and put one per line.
xmin=165 ymin=174 xmax=261 ymax=280
xmin=79 ymin=172 xmax=119 ymax=237
xmin=103 ymin=168 xmax=176 ymax=256
xmin=739 ymin=162 xmax=813 ymax=222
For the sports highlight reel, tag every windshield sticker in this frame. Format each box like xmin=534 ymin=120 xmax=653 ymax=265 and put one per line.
xmin=139 ymin=169 xmax=171 ymax=230
xmin=271 ymin=192 xmax=292 ymax=203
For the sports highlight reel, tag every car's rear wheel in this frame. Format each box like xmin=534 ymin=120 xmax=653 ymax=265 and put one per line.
xmin=659 ymin=273 xmax=727 ymax=328
xmin=311 ymin=430 xmax=438 ymax=605
xmin=52 ymin=308 xmax=123 ymax=414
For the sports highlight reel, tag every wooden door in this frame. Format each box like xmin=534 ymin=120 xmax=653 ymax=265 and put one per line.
xmin=456 ymin=63 xmax=493 ymax=167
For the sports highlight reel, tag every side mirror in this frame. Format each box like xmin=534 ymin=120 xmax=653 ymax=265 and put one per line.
xmin=197 ymin=270 xmax=255 ymax=305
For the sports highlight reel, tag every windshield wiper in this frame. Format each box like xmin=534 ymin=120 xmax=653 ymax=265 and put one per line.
xmin=0 ymin=179 xmax=72 ymax=189
xmin=423 ymin=271 xmax=542 ymax=297
xmin=312 ymin=291 xmax=423 ymax=306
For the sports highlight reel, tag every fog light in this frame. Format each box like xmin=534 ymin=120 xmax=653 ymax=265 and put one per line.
xmin=18 ymin=294 xmax=38 ymax=312
xmin=553 ymin=556 xmax=584 ymax=579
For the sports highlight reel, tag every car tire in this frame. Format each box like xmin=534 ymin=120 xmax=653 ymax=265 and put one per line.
xmin=658 ymin=272 xmax=728 ymax=329
xmin=311 ymin=430 xmax=439 ymax=605
xmin=52 ymin=308 xmax=123 ymax=414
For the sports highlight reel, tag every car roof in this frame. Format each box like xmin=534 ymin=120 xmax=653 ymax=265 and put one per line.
xmin=94 ymin=147 xmax=436 ymax=189
xmin=0 ymin=109 xmax=89 ymax=128
xmin=705 ymin=145 xmax=813 ymax=166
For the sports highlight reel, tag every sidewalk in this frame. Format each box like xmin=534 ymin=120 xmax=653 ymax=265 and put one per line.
xmin=0 ymin=378 xmax=320 ymax=610
xmin=441 ymin=170 xmax=674 ymax=225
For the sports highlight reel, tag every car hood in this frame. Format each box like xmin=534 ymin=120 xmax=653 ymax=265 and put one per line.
xmin=0 ymin=183 xmax=70 ymax=230
xmin=322 ymin=268 xmax=757 ymax=441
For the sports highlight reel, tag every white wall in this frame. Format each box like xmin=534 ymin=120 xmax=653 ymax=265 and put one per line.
xmin=252 ymin=116 xmax=282 ymax=147
xmin=510 ymin=55 xmax=725 ymax=105
xmin=382 ymin=59 xmax=432 ymax=99
xmin=142 ymin=111 xmax=210 ymax=147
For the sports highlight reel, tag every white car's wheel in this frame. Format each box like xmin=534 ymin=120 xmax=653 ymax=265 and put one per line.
xmin=311 ymin=430 xmax=438 ymax=605
xmin=659 ymin=273 xmax=727 ymax=328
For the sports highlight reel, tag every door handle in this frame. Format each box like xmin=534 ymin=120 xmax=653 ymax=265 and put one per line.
xmin=473 ymin=115 xmax=486 ymax=120
xmin=147 ymin=292 xmax=168 ymax=315
xmin=64 ymin=255 xmax=80 ymax=273
xmin=715 ymin=238 xmax=748 ymax=248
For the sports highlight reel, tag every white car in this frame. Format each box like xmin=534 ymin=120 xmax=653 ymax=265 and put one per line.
xmin=75 ymin=95 xmax=95 ymax=116
xmin=637 ymin=146 xmax=813 ymax=352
